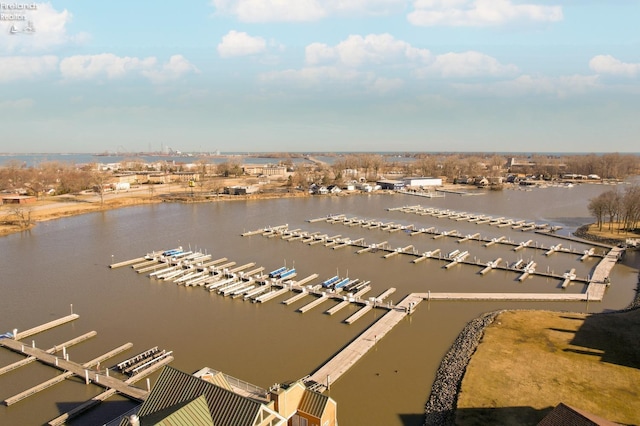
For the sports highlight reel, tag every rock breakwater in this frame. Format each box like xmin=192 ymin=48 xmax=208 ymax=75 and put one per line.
xmin=424 ymin=310 xmax=503 ymax=426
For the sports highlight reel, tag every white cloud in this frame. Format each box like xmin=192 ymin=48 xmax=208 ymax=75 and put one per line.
xmin=59 ymin=54 xmax=157 ymax=80
xmin=306 ymin=43 xmax=337 ymax=65
xmin=0 ymin=55 xmax=58 ymax=81
xmin=212 ymin=0 xmax=325 ymax=22
xmin=452 ymin=74 xmax=599 ymax=97
xmin=589 ymin=55 xmax=640 ymax=78
xmin=338 ymin=34 xmax=430 ymax=67
xmin=59 ymin=54 xmax=198 ymax=83
xmin=261 ymin=34 xmax=434 ymax=93
xmin=408 ymin=0 xmax=563 ymax=27
xmin=263 ymin=33 xmax=520 ymax=96
xmin=0 ymin=2 xmax=88 ymax=52
xmin=141 ymin=55 xmax=200 ymax=83
xmin=422 ymin=51 xmax=518 ymax=77
xmin=304 ymin=34 xmax=513 ymax=80
xmin=217 ymin=30 xmax=267 ymax=58
xmin=211 ymin=0 xmax=404 ymax=22
xmin=305 ymin=33 xmax=431 ymax=67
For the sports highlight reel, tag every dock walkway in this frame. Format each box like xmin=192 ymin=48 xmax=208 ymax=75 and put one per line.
xmin=0 ymin=338 xmax=148 ymax=403
xmin=306 ymin=294 xmax=422 ymax=392
xmin=586 ymin=246 xmax=623 ymax=300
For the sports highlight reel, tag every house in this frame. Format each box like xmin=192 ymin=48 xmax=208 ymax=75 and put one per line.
xmin=327 ymin=185 xmax=342 ymax=194
xmin=309 ymin=184 xmax=328 ymax=195
xmin=113 ymin=366 xmax=338 ymax=426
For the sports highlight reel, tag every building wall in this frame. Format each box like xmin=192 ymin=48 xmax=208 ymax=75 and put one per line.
xmin=226 ymin=185 xmax=259 ymax=195
xmin=403 ymin=178 xmax=442 ymax=187
xmin=1 ymin=196 xmax=36 ymax=204
xmin=291 ymin=412 xmax=320 ymax=426
xmin=271 ymin=383 xmax=306 ymax=420
xmin=149 ymin=174 xmax=171 ymax=184
xmin=320 ymin=400 xmax=337 ymax=426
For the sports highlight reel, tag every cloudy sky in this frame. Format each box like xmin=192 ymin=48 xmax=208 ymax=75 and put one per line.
xmin=1 ymin=1 xmax=639 ymax=153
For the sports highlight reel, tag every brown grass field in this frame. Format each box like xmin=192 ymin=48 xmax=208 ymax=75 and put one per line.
xmin=456 ymin=309 xmax=640 ymax=425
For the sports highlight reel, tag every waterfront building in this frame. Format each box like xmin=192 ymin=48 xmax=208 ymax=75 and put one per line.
xmin=114 ymin=366 xmax=338 ymax=426
xmin=402 ymin=177 xmax=442 ymax=188
xmin=226 ymin=185 xmax=260 ymax=195
xmin=377 ymin=179 xmax=405 ymax=190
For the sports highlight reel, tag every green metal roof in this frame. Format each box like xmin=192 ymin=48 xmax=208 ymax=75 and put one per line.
xmin=136 ymin=366 xmax=263 ymax=426
xmin=144 ymin=395 xmax=214 ymax=426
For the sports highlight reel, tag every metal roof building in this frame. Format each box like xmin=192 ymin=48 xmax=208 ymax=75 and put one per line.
xmin=119 ymin=366 xmax=286 ymax=426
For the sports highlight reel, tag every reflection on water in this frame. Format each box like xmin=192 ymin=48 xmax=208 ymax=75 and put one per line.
xmin=0 ymin=184 xmax=638 ymax=425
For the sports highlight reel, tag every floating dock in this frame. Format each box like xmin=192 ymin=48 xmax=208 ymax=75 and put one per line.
xmin=14 ymin=313 xmax=79 ymax=340
xmin=298 ymin=294 xmax=330 ymax=313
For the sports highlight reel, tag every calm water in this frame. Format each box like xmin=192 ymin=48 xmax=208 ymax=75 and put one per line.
xmin=1 ymin=183 xmax=639 ymax=425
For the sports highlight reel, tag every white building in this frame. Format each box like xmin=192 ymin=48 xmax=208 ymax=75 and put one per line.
xmin=403 ymin=177 xmax=442 ymax=187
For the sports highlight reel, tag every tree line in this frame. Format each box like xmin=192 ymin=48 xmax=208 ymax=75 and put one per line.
xmin=588 ymin=184 xmax=640 ymax=233
xmin=2 ymin=153 xmax=639 ymax=197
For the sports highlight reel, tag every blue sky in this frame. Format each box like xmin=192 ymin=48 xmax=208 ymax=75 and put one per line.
xmin=1 ymin=0 xmax=639 ymax=153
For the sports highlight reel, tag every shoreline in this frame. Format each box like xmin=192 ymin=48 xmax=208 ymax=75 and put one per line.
xmin=0 ymin=187 xmax=405 ymax=238
xmin=0 ymin=189 xmax=315 ymax=238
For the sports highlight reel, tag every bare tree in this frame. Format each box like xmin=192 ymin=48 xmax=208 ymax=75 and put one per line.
xmin=587 ymin=196 xmax=605 ymax=231
xmin=4 ymin=205 xmax=33 ymax=229
xmin=621 ymin=184 xmax=640 ymax=233
xmin=91 ymin=171 xmax=111 ymax=205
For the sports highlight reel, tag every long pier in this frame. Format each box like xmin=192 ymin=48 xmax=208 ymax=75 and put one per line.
xmin=306 ymin=294 xmax=422 ymax=392
xmin=585 ymin=246 xmax=623 ymax=300
xmin=419 ymin=292 xmax=587 ymax=301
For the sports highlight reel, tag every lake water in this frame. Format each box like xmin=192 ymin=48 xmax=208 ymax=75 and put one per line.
xmin=1 ymin=183 xmax=638 ymax=425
